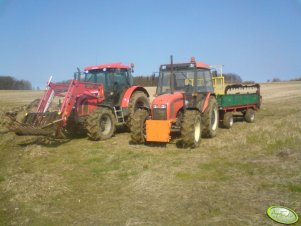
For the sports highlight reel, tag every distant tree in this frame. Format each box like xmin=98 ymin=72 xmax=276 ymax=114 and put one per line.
xmin=133 ymin=75 xmax=158 ymax=87
xmin=290 ymin=77 xmax=301 ymax=81
xmin=0 ymin=75 xmax=32 ymax=90
xmin=272 ymin=78 xmax=281 ymax=82
xmin=223 ymin=73 xmax=242 ymax=83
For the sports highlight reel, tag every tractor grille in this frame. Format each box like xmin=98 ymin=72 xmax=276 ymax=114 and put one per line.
xmin=153 ymin=108 xmax=167 ymax=120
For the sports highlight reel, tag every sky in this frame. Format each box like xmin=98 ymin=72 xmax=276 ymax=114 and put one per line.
xmin=0 ymin=0 xmax=301 ymax=88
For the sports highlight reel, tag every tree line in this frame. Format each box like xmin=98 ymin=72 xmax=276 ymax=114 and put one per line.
xmin=0 ymin=76 xmax=32 ymax=90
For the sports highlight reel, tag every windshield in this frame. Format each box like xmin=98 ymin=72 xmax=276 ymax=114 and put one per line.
xmin=156 ymin=68 xmax=213 ymax=95
xmin=84 ymin=68 xmax=131 ymax=92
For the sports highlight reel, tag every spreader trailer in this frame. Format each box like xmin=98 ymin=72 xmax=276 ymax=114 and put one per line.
xmin=217 ymin=83 xmax=261 ymax=129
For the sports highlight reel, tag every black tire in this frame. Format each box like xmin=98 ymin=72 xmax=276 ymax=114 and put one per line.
xmin=245 ymin=109 xmax=255 ymax=123
xmin=223 ymin=112 xmax=233 ymax=129
xmin=86 ymin=107 xmax=116 ymax=140
xmin=62 ymin=120 xmax=86 ymax=138
xmin=130 ymin=109 xmax=149 ymax=144
xmin=181 ymin=110 xmax=202 ymax=148
xmin=127 ymin=91 xmax=149 ymax=130
xmin=202 ymin=96 xmax=219 ymax=138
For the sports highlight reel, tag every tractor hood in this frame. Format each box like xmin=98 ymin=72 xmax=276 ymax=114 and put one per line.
xmin=151 ymin=92 xmax=184 ymax=120
xmin=152 ymin=92 xmax=184 ymax=108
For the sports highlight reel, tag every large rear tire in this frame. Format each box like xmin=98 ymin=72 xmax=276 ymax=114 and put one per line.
xmin=86 ymin=107 xmax=116 ymax=141
xmin=202 ymin=96 xmax=219 ymax=138
xmin=127 ymin=91 xmax=149 ymax=130
xmin=181 ymin=110 xmax=202 ymax=148
xmin=130 ymin=109 xmax=149 ymax=144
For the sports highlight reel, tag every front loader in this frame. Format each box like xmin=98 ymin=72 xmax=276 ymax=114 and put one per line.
xmin=131 ymin=56 xmax=219 ymax=148
xmin=7 ymin=63 xmax=150 ymax=140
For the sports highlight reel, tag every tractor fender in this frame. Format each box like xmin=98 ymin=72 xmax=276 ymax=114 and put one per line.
xmin=201 ymin=93 xmax=215 ymax=113
xmin=120 ymin=86 xmax=149 ymax=108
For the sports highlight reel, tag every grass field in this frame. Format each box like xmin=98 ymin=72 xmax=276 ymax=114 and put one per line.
xmin=0 ymin=82 xmax=300 ymax=225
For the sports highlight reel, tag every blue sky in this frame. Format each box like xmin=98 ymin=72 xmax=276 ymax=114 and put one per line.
xmin=0 ymin=0 xmax=301 ymax=88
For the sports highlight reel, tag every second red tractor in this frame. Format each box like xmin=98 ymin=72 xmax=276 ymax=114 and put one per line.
xmin=131 ymin=56 xmax=219 ymax=148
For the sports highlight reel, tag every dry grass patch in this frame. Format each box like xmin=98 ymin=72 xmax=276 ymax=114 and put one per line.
xmin=0 ymin=84 xmax=300 ymax=225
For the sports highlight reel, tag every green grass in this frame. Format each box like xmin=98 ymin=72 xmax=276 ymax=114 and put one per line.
xmin=0 ymin=85 xmax=301 ymax=225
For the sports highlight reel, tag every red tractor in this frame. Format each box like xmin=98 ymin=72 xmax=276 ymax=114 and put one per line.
xmin=131 ymin=56 xmax=219 ymax=148
xmin=7 ymin=63 xmax=150 ymax=140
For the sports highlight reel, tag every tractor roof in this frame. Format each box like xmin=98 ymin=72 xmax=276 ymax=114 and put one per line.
xmin=84 ymin=63 xmax=130 ymax=71
xmin=195 ymin=62 xmax=210 ymax=69
xmin=190 ymin=57 xmax=210 ymax=69
xmin=160 ymin=57 xmax=211 ymax=70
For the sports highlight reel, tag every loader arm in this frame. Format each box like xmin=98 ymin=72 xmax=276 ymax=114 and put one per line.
xmin=59 ymin=80 xmax=104 ymax=127
xmin=37 ymin=82 xmax=69 ymax=113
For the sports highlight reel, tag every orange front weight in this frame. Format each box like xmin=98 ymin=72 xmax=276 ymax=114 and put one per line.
xmin=146 ymin=120 xmax=172 ymax=142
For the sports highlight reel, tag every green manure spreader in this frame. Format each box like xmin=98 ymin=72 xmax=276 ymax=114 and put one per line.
xmin=216 ymin=83 xmax=262 ymax=129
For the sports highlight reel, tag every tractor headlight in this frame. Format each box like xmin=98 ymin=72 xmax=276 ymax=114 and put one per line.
xmin=153 ymin=104 xmax=158 ymax=108
xmin=160 ymin=104 xmax=167 ymax=109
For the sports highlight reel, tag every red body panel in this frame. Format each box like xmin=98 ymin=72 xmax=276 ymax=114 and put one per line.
xmin=84 ymin=63 xmax=130 ymax=71
xmin=120 ymin=86 xmax=149 ymax=108
xmin=151 ymin=92 xmax=184 ymax=121
xmin=59 ymin=80 xmax=105 ymax=125
xmin=201 ymin=93 xmax=212 ymax=113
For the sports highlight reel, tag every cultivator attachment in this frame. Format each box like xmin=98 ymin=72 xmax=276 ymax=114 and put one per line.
xmin=5 ymin=75 xmax=105 ymax=137
xmin=6 ymin=111 xmax=62 ymax=136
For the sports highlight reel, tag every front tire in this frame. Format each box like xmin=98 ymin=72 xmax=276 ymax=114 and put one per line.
xmin=130 ymin=109 xmax=149 ymax=144
xmin=127 ymin=91 xmax=149 ymax=130
xmin=202 ymin=96 xmax=219 ymax=138
xmin=181 ymin=110 xmax=202 ymax=148
xmin=86 ymin=107 xmax=116 ymax=141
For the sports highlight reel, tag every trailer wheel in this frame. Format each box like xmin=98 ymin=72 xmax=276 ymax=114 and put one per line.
xmin=181 ymin=110 xmax=202 ymax=148
xmin=130 ymin=109 xmax=149 ymax=144
xmin=223 ymin=112 xmax=233 ymax=129
xmin=202 ymin=96 xmax=219 ymax=138
xmin=127 ymin=91 xmax=149 ymax=130
xmin=86 ymin=107 xmax=116 ymax=140
xmin=245 ymin=109 xmax=255 ymax=123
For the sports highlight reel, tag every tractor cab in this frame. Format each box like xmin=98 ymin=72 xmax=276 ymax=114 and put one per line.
xmin=156 ymin=57 xmax=214 ymax=95
xmin=84 ymin=63 xmax=133 ymax=96
xmin=83 ymin=63 xmax=134 ymax=106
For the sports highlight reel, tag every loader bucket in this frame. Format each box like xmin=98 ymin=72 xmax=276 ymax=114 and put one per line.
xmin=6 ymin=111 xmax=62 ymax=136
